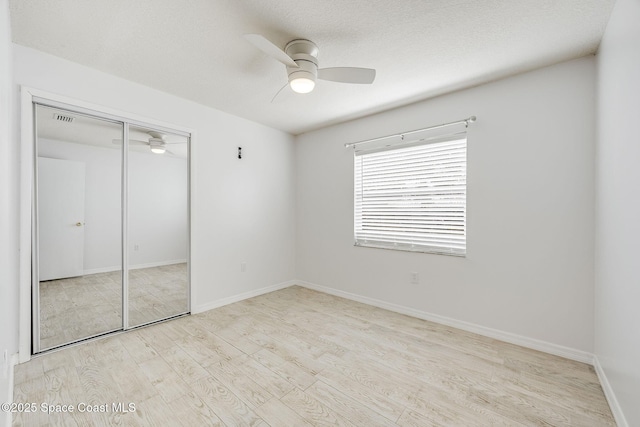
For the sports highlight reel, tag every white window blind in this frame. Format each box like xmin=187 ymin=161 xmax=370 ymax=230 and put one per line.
xmin=354 ymin=134 xmax=467 ymax=256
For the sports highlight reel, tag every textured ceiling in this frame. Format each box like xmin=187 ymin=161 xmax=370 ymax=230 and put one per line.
xmin=9 ymin=0 xmax=615 ymax=135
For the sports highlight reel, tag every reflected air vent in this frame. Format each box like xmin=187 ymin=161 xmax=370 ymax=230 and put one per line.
xmin=53 ymin=113 xmax=75 ymax=123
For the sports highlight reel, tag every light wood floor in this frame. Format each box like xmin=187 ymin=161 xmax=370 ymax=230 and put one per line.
xmin=38 ymin=263 xmax=188 ymax=351
xmin=14 ymin=286 xmax=615 ymax=426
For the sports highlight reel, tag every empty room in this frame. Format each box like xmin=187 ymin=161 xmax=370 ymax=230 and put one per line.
xmin=1 ymin=0 xmax=638 ymax=426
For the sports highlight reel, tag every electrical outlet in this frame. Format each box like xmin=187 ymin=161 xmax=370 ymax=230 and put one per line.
xmin=134 ymin=244 xmax=139 ymax=251
xmin=240 ymin=262 xmax=247 ymax=273
xmin=410 ymin=272 xmax=419 ymax=284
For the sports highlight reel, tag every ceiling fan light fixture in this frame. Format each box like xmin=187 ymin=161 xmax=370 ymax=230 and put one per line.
xmin=287 ymin=56 xmax=318 ymax=94
xmin=149 ymin=139 xmax=166 ymax=154
xmin=290 ymin=77 xmax=316 ymax=93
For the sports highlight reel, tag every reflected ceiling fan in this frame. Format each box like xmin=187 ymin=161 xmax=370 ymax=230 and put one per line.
xmin=112 ymin=131 xmax=180 ymax=155
xmin=244 ymin=34 xmax=376 ymax=97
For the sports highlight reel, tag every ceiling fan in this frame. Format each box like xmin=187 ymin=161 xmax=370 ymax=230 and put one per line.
xmin=112 ymin=131 xmax=181 ymax=155
xmin=244 ymin=34 xmax=376 ymax=96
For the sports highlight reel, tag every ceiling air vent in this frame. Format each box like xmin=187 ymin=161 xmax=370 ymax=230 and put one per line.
xmin=53 ymin=113 xmax=75 ymax=123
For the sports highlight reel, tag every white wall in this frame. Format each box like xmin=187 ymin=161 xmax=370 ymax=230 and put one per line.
xmin=13 ymin=44 xmax=296 ymax=312
xmin=0 ymin=0 xmax=15 ymax=426
xmin=296 ymin=57 xmax=596 ymax=353
xmin=38 ymin=138 xmax=188 ymax=273
xmin=595 ymin=0 xmax=640 ymax=425
xmin=128 ymin=148 xmax=188 ymax=268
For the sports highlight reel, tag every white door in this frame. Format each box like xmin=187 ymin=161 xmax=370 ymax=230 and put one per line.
xmin=38 ymin=157 xmax=86 ymax=281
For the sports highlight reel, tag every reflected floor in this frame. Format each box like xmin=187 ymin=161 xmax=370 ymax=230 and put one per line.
xmin=38 ymin=263 xmax=188 ymax=351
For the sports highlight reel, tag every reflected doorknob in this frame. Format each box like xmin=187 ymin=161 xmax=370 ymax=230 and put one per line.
xmin=75 ymin=222 xmax=83 ymax=227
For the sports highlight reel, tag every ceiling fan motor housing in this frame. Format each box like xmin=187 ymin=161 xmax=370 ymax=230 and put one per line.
xmin=149 ymin=138 xmax=166 ymax=149
xmin=285 ymin=39 xmax=319 ymax=84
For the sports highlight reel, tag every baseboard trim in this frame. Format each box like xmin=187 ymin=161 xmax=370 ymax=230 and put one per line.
xmin=593 ymin=355 xmax=629 ymax=427
xmin=296 ymin=280 xmax=594 ymax=365
xmin=4 ymin=353 xmax=18 ymax=427
xmin=192 ymin=278 xmax=594 ymax=365
xmin=83 ymin=259 xmax=187 ymax=276
xmin=192 ymin=280 xmax=297 ymax=314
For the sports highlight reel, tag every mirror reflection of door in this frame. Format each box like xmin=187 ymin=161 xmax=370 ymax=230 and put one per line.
xmin=34 ymin=103 xmax=190 ymax=353
xmin=127 ymin=125 xmax=189 ymax=328
xmin=35 ymin=105 xmax=124 ymax=351
xmin=37 ymin=157 xmax=86 ymax=281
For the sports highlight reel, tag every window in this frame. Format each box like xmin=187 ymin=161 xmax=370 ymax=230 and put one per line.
xmin=354 ymin=134 xmax=467 ymax=256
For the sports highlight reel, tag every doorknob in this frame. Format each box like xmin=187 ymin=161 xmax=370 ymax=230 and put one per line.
xmin=75 ymin=222 xmax=83 ymax=227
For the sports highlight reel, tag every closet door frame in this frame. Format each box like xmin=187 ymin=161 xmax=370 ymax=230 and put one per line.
xmin=19 ymin=87 xmax=193 ymax=362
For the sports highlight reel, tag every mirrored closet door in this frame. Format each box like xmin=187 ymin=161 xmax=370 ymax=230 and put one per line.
xmin=35 ymin=105 xmax=124 ymax=352
xmin=127 ymin=125 xmax=189 ymax=328
xmin=33 ymin=103 xmax=190 ymax=354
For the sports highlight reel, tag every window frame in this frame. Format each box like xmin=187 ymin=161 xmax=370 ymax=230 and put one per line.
xmin=353 ymin=133 xmax=467 ymax=257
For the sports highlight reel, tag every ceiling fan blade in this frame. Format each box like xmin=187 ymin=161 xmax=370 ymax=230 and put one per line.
xmin=244 ymin=34 xmax=299 ymax=68
xmin=111 ymin=139 xmax=148 ymax=146
xmin=270 ymin=82 xmax=290 ymax=103
xmin=318 ymin=67 xmax=376 ymax=84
